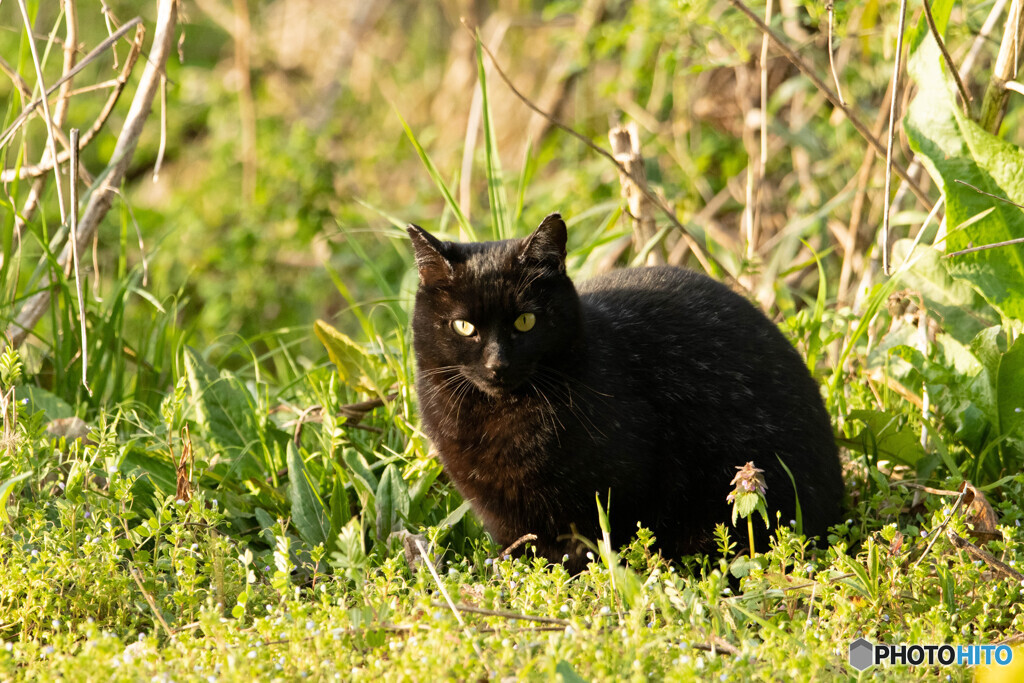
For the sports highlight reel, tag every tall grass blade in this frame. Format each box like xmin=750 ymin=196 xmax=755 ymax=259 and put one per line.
xmin=475 ymin=39 xmax=511 ymax=240
xmin=394 ymin=107 xmax=476 ymax=241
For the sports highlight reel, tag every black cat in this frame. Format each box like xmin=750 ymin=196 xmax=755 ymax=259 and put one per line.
xmin=408 ymin=213 xmax=843 ymax=570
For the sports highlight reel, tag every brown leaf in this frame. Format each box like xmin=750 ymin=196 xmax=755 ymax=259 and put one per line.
xmin=960 ymin=481 xmax=1000 ymax=543
xmin=175 ymin=425 xmax=193 ymax=504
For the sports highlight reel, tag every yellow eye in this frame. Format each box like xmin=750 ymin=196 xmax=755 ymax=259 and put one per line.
xmin=514 ymin=313 xmax=536 ymax=332
xmin=452 ymin=319 xmax=476 ymax=337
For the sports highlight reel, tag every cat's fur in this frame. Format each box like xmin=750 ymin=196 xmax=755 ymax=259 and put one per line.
xmin=408 ymin=213 xmax=843 ymax=569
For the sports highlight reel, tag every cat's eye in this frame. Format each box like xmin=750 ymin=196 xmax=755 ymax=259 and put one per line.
xmin=451 ymin=319 xmax=476 ymax=337
xmin=514 ymin=313 xmax=536 ymax=332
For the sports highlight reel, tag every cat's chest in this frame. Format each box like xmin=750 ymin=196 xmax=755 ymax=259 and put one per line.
xmin=422 ymin=388 xmax=555 ymax=485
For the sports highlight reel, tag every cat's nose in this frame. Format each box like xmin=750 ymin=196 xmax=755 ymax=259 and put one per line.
xmin=483 ymin=346 xmax=509 ymax=374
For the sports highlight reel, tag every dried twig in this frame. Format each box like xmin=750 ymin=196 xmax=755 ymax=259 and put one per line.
xmin=998 ymin=632 xmax=1024 ymax=646
xmin=979 ymin=0 xmax=1024 ymax=132
xmin=16 ymin=0 xmax=68 ymax=225
xmin=0 ymin=17 xmax=142 ymax=151
xmin=415 ymin=538 xmax=490 ymax=671
xmin=912 ymin=488 xmax=967 ymax=571
xmin=6 ymin=0 xmax=178 ymax=349
xmin=692 ymin=638 xmax=740 ymax=656
xmin=129 ymin=568 xmax=177 ymax=642
xmin=826 ymin=2 xmax=846 ymax=106
xmin=945 ymin=235 xmax=1024 ymax=257
xmin=892 ymin=482 xmax=962 ymax=496
xmin=1 ymin=26 xmax=144 ymax=183
xmin=838 ymin=80 xmax=893 ymax=303
xmin=881 ymin=0 xmax=910 ymax=277
xmin=53 ymin=0 xmax=80 ymax=129
xmin=952 ymin=178 xmax=1024 ymax=210
xmin=947 ymin=530 xmax=1024 ymax=582
xmin=921 ymin=0 xmax=973 ymax=112
xmin=726 ymin=0 xmax=931 ymax=211
xmin=499 ymin=533 xmax=538 ymax=558
xmin=960 ymin=0 xmax=1011 ymax=79
xmin=429 ymin=602 xmax=570 ymax=626
xmin=466 ymin=21 xmax=723 ymax=280
xmin=609 ymin=123 xmax=663 ymax=265
xmin=941 ymin=179 xmax=1024 ymax=256
xmin=69 ymin=128 xmax=90 ymax=394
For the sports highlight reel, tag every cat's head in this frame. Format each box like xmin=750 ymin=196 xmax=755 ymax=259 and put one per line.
xmin=407 ymin=213 xmax=580 ymax=397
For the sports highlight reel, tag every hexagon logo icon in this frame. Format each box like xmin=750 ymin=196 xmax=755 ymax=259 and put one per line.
xmin=849 ymin=638 xmax=875 ymax=671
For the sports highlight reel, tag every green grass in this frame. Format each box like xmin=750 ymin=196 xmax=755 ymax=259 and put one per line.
xmin=4 ymin=0 xmax=1024 ymax=680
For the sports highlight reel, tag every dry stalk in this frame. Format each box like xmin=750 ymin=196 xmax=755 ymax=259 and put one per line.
xmin=727 ymin=0 xmax=931 ymax=211
xmin=429 ymin=602 xmax=570 ymax=627
xmin=6 ymin=0 xmax=179 ymax=349
xmin=609 ymin=122 xmax=664 ymax=265
xmin=0 ymin=18 xmax=142 ymax=151
xmin=69 ymin=128 xmax=90 ymax=395
xmin=881 ymin=0 xmax=910 ymax=277
xmin=468 ymin=22 xmax=725 ymax=280
xmin=3 ymin=24 xmax=144 ymax=184
xmin=53 ymin=0 xmax=79 ymax=127
xmin=947 ymin=531 xmax=1024 ymax=582
xmin=414 ymin=538 xmax=490 ymax=673
xmin=745 ymin=0 xmax=774 ymax=264
xmin=960 ymin=0 xmax=1011 ymax=79
xmin=921 ymin=0 xmax=973 ymax=113
xmin=980 ymin=0 xmax=1024 ymax=132
xmin=838 ymin=80 xmax=893 ymax=303
xmin=16 ymin=0 xmax=68 ymax=225
xmin=826 ymin=2 xmax=846 ymax=106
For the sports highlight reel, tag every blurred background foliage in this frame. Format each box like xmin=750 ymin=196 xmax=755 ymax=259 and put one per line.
xmin=8 ymin=0 xmax=996 ymax=353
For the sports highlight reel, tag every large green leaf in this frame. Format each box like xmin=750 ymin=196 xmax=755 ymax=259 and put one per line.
xmin=327 ymin=474 xmax=352 ymax=555
xmin=13 ymin=385 xmax=73 ymax=420
xmin=287 ymin=442 xmax=329 ymax=548
xmin=997 ymin=335 xmax=1024 ymax=439
xmin=183 ymin=347 xmax=262 ymax=482
xmin=314 ymin=320 xmax=387 ymax=394
xmin=374 ymin=463 xmax=409 ymax=542
xmin=905 ymin=1 xmax=1024 ymax=321
xmin=840 ymin=409 xmax=926 ymax=467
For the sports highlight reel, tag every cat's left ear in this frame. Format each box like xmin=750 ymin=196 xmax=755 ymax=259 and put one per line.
xmin=407 ymin=224 xmax=453 ymax=286
xmin=519 ymin=212 xmax=567 ymax=271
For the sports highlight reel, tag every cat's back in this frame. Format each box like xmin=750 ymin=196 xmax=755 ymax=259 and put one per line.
xmin=576 ymin=265 xmax=784 ymax=362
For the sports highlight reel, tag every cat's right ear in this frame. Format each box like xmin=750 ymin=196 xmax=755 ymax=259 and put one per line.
xmin=519 ymin=212 xmax=567 ymax=271
xmin=407 ymin=224 xmax=453 ymax=286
